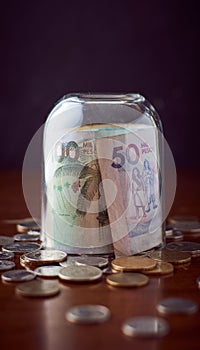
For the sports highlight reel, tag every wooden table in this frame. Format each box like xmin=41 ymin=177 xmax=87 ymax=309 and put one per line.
xmin=0 ymin=170 xmax=200 ymax=350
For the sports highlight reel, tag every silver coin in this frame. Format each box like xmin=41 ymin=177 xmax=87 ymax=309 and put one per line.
xmin=0 ymin=251 xmax=14 ymax=260
xmin=0 ymin=260 xmax=15 ymax=271
xmin=16 ymin=220 xmax=40 ymax=233
xmin=66 ymin=305 xmax=111 ymax=324
xmin=165 ymin=225 xmax=174 ymax=237
xmin=171 ymin=230 xmax=184 ymax=240
xmin=59 ymin=256 xmax=80 ymax=267
xmin=34 ymin=265 xmax=62 ymax=277
xmin=166 ymin=230 xmax=184 ymax=241
xmin=59 ymin=265 xmax=102 ymax=282
xmin=1 ymin=269 xmax=36 ymax=282
xmin=25 ymin=250 xmax=67 ymax=263
xmin=14 ymin=233 xmax=40 ymax=242
xmin=27 ymin=230 xmax=41 ymax=236
xmin=168 ymin=215 xmax=198 ymax=225
xmin=172 ymin=221 xmax=200 ymax=232
xmin=0 ymin=235 xmax=14 ymax=247
xmin=60 ymin=255 xmax=108 ymax=268
xmin=16 ymin=280 xmax=60 ymax=297
xmin=122 ymin=316 xmax=169 ymax=338
xmin=20 ymin=254 xmax=29 ymax=267
xmin=2 ymin=242 xmax=41 ymax=254
xmin=166 ymin=241 xmax=200 ymax=256
xmin=157 ymin=297 xmax=199 ymax=315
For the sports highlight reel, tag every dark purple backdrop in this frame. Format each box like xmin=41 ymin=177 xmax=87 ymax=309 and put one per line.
xmin=0 ymin=0 xmax=199 ymax=169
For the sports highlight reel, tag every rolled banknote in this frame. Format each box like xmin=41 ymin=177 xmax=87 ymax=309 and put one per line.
xmin=44 ymin=125 xmax=114 ymax=254
xmin=96 ymin=123 xmax=163 ymax=256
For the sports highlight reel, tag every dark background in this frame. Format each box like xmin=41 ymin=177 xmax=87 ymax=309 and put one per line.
xmin=0 ymin=0 xmax=199 ymax=169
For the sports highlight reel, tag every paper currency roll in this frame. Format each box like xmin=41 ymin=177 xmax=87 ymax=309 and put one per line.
xmin=44 ymin=125 xmax=114 ymax=254
xmin=43 ymin=123 xmax=163 ymax=256
xmin=96 ymin=124 xmax=163 ymax=256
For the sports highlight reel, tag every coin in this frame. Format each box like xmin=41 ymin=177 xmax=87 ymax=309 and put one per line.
xmin=1 ymin=269 xmax=36 ymax=282
xmin=61 ymin=255 xmax=108 ymax=268
xmin=142 ymin=261 xmax=174 ymax=275
xmin=66 ymin=305 xmax=111 ymax=324
xmin=0 ymin=260 xmax=15 ymax=271
xmin=0 ymin=251 xmax=14 ymax=260
xmin=27 ymin=230 xmax=41 ymax=237
xmin=25 ymin=250 xmax=67 ymax=264
xmin=171 ymin=221 xmax=200 ymax=232
xmin=111 ymin=256 xmax=157 ymax=272
xmin=58 ymin=265 xmax=102 ymax=282
xmin=169 ymin=230 xmax=184 ymax=241
xmin=0 ymin=235 xmax=14 ymax=247
xmin=102 ymin=266 xmax=118 ymax=275
xmin=14 ymin=233 xmax=40 ymax=242
xmin=157 ymin=297 xmax=199 ymax=315
xmin=20 ymin=254 xmax=29 ymax=268
xmin=59 ymin=256 xmax=79 ymax=267
xmin=175 ymin=222 xmax=200 ymax=232
xmin=2 ymin=242 xmax=41 ymax=254
xmin=16 ymin=280 xmax=60 ymax=297
xmin=166 ymin=241 xmax=200 ymax=257
xmin=16 ymin=219 xmax=40 ymax=233
xmin=106 ymin=272 xmax=149 ymax=287
xmin=165 ymin=225 xmax=174 ymax=237
xmin=148 ymin=249 xmax=191 ymax=264
xmin=168 ymin=215 xmax=198 ymax=225
xmin=34 ymin=265 xmax=62 ymax=277
xmin=122 ymin=316 xmax=169 ymax=337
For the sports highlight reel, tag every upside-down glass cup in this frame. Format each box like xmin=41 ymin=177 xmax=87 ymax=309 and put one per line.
xmin=42 ymin=93 xmax=165 ymax=257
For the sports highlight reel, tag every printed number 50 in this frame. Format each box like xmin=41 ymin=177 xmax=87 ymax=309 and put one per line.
xmin=111 ymin=144 xmax=139 ymax=168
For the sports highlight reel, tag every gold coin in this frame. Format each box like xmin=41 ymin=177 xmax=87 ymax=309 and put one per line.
xmin=16 ymin=280 xmax=60 ymax=297
xmin=148 ymin=249 xmax=191 ymax=264
xmin=111 ymin=256 xmax=157 ymax=272
xmin=142 ymin=261 xmax=174 ymax=275
xmin=106 ymin=272 xmax=149 ymax=287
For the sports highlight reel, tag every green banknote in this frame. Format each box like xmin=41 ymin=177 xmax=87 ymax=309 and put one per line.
xmin=44 ymin=126 xmax=114 ymax=254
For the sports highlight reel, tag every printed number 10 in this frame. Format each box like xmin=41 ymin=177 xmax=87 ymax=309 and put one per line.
xmin=111 ymin=144 xmax=140 ymax=168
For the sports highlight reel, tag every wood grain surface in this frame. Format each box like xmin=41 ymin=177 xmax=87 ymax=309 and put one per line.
xmin=0 ymin=170 xmax=200 ymax=350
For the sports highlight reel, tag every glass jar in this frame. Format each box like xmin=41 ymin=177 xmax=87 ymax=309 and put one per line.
xmin=42 ymin=93 xmax=165 ymax=256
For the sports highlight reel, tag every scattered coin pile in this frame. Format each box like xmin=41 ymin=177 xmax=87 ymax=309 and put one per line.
xmin=0 ymin=215 xmax=199 ymax=338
